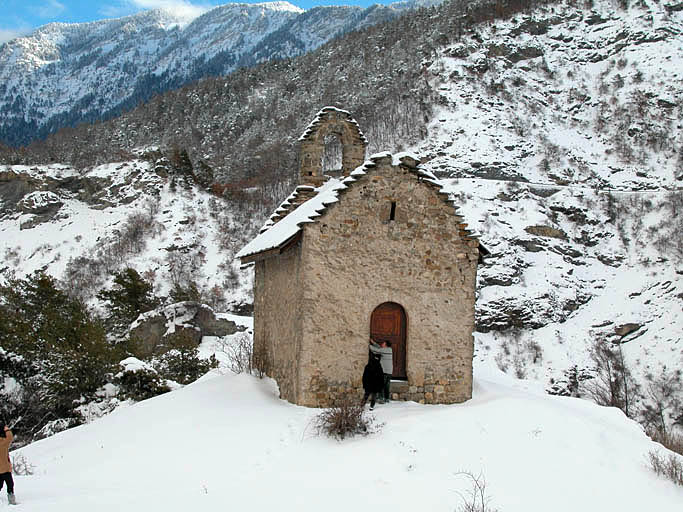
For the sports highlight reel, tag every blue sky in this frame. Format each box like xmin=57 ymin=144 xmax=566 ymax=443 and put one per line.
xmin=0 ymin=0 xmax=394 ymax=43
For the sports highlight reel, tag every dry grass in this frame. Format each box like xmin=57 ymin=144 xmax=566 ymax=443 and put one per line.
xmin=647 ymin=429 xmax=683 ymax=486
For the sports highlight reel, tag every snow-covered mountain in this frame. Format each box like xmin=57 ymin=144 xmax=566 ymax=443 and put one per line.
xmin=409 ymin=0 xmax=683 ymax=396
xmin=0 ymin=0 xmax=442 ymax=146
xmin=0 ymin=152 xmax=255 ymax=311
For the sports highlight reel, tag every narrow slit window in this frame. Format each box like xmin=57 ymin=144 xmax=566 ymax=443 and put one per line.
xmin=390 ymin=201 xmax=396 ymax=221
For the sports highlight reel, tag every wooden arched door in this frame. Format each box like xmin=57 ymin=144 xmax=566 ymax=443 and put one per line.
xmin=370 ymin=302 xmax=407 ymax=379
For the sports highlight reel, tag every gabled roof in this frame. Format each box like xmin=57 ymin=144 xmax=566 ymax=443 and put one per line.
xmin=297 ymin=106 xmax=368 ymax=144
xmin=236 ymin=152 xmax=482 ymax=264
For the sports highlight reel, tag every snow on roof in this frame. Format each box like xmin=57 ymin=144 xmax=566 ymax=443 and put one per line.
xmin=236 ymin=173 xmax=360 ymax=260
xmin=237 ymin=152 xmax=477 ymax=262
xmin=297 ymin=106 xmax=368 ymax=144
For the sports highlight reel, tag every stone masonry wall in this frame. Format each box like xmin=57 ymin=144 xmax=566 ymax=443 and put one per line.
xmin=298 ymin=107 xmax=367 ymax=187
xmin=253 ymin=242 xmax=304 ymax=404
xmin=296 ymin=154 xmax=479 ymax=407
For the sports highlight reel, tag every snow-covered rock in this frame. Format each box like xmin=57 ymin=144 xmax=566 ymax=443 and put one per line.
xmin=129 ymin=301 xmax=247 ymax=356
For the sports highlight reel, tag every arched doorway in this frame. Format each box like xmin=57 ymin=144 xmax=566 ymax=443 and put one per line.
xmin=370 ymin=302 xmax=407 ymax=379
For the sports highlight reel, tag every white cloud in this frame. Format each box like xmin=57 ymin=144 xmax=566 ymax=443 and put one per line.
xmin=100 ymin=1 xmax=210 ymax=21
xmin=37 ymin=0 xmax=66 ymax=19
xmin=0 ymin=28 xmax=30 ymax=44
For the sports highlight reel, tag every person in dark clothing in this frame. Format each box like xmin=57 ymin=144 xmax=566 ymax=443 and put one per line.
xmin=370 ymin=339 xmax=393 ymax=403
xmin=0 ymin=422 xmax=15 ymax=505
xmin=361 ymin=353 xmax=384 ymax=410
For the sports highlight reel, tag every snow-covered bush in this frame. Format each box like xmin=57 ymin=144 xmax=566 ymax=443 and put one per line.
xmin=115 ymin=358 xmax=170 ymax=401
xmin=152 ymin=331 xmax=217 ymax=385
xmin=10 ymin=453 xmax=35 ymax=476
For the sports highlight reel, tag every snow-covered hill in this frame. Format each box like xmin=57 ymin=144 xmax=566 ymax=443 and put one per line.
xmin=0 ymin=0 xmax=442 ymax=146
xmin=10 ymin=367 xmax=682 ymax=511
xmin=1 ymin=0 xmax=681 ymax=417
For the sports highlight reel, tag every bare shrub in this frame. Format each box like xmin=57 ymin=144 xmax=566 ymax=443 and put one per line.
xmin=219 ymin=333 xmax=253 ymax=374
xmin=313 ymin=398 xmax=379 ymax=441
xmin=165 ymin=247 xmax=205 ymax=288
xmin=641 ymin=366 xmax=683 ymax=434
xmin=648 ymin=450 xmax=683 ymax=486
xmin=586 ymin=338 xmax=640 ymax=418
xmin=526 ymin=340 xmax=543 ymax=364
xmin=648 ymin=429 xmax=683 ymax=457
xmin=251 ymin=342 xmax=270 ymax=378
xmin=455 ymin=470 xmax=499 ymax=512
xmin=10 ymin=453 xmax=35 ymax=476
xmin=4 ymin=246 xmax=21 ymax=267
xmin=216 ymin=333 xmax=269 ymax=378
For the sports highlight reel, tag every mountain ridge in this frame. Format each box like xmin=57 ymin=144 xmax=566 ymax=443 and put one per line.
xmin=0 ymin=0 xmax=442 ymax=146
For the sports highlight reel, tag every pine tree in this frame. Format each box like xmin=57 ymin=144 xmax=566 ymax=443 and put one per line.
xmin=97 ymin=268 xmax=160 ymax=335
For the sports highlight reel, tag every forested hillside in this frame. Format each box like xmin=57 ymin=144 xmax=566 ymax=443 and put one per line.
xmin=0 ymin=1 xmax=556 ymax=181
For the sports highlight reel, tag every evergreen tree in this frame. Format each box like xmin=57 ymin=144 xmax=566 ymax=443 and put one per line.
xmin=0 ymin=271 xmax=115 ymax=436
xmin=154 ymin=330 xmax=217 ymax=385
xmin=169 ymin=281 xmax=202 ymax=303
xmin=97 ymin=268 xmax=160 ymax=335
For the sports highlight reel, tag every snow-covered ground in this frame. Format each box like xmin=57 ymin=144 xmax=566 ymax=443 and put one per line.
xmin=9 ymin=364 xmax=681 ymax=511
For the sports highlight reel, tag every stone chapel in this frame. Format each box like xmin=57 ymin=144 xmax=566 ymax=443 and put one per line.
xmin=237 ymin=107 xmax=483 ymax=407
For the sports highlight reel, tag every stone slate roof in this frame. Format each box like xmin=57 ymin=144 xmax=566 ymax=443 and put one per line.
xmin=236 ymin=152 xmax=483 ymax=264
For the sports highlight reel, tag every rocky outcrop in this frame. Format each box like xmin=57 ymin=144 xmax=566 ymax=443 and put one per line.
xmin=128 ymin=301 xmax=246 ymax=356
xmin=18 ymin=190 xmax=63 ymax=213
xmin=614 ymin=322 xmax=642 ymax=338
xmin=525 ymin=225 xmax=567 ymax=240
xmin=0 ymin=162 xmax=164 ymax=227
xmin=18 ymin=191 xmax=65 ymax=229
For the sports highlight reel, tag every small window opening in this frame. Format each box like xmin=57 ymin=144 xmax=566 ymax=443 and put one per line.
xmin=308 ymin=171 xmax=313 ymax=176
xmin=322 ymin=134 xmax=343 ymax=174
xmin=390 ymin=201 xmax=396 ymax=221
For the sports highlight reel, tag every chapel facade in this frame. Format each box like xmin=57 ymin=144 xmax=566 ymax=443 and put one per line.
xmin=237 ymin=107 xmax=481 ymax=407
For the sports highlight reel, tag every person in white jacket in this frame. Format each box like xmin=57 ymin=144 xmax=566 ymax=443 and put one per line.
xmin=369 ymin=339 xmax=393 ymax=403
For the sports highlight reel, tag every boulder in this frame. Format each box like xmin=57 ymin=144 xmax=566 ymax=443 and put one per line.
xmin=18 ymin=191 xmax=63 ymax=215
xmin=614 ymin=323 xmax=642 ymax=338
xmin=129 ymin=301 xmax=246 ymax=356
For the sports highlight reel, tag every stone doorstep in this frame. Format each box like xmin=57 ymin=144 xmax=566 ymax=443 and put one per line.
xmin=389 ymin=380 xmax=409 ymax=394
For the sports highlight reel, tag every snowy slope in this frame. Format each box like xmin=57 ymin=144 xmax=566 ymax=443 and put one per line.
xmin=408 ymin=0 xmax=683 ymax=397
xmin=10 ymin=367 xmax=682 ymax=511
xmin=0 ymin=157 xmax=254 ymax=309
